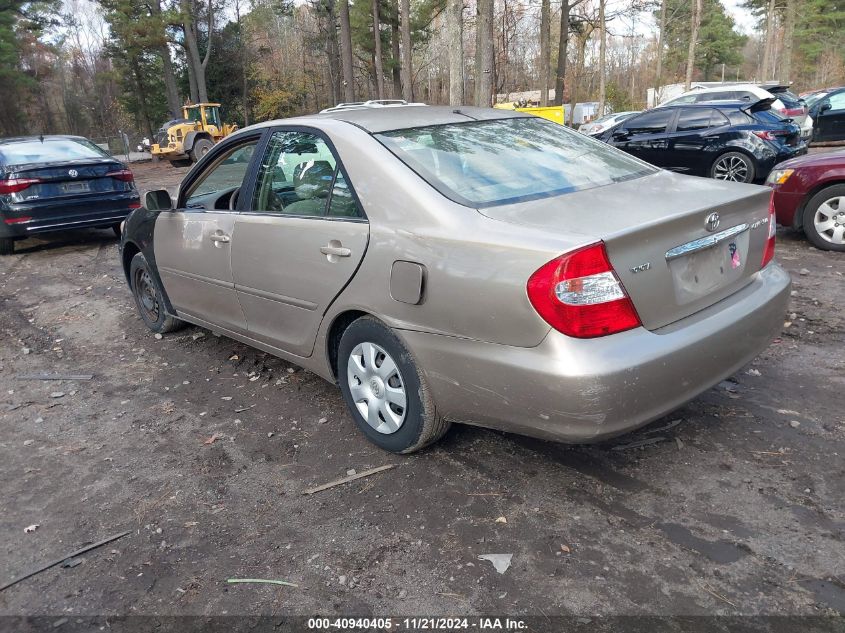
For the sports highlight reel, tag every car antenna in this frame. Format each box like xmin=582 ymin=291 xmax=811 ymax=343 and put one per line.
xmin=39 ymin=134 xmax=44 ymax=143
xmin=453 ymin=109 xmax=479 ymax=120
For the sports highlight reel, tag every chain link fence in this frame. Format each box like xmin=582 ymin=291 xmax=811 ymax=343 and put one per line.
xmin=90 ymin=132 xmax=151 ymax=163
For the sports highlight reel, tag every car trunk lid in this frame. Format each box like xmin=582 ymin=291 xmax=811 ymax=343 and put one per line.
xmin=4 ymin=159 xmax=131 ymax=202
xmin=479 ymin=171 xmax=774 ymax=331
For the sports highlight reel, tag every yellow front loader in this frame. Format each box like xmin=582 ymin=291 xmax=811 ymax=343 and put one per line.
xmin=151 ymin=103 xmax=239 ymax=167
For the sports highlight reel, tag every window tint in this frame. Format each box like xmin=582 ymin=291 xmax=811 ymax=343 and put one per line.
xmin=252 ymin=130 xmax=360 ymax=218
xmin=697 ymin=91 xmax=736 ymax=102
xmin=376 ymin=118 xmax=656 ymax=207
xmin=726 ymin=109 xmax=752 ymax=125
xmin=828 ymin=92 xmax=845 ymax=110
xmin=184 ymin=141 xmax=257 ymax=208
xmin=0 ymin=138 xmax=110 ymax=165
xmin=624 ymin=110 xmax=674 ymax=135
xmin=677 ymin=108 xmax=715 ymax=131
xmin=666 ymin=94 xmax=697 ymax=106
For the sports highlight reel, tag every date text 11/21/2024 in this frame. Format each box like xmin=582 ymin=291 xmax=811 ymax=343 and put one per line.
xmin=306 ymin=617 xmax=528 ymax=630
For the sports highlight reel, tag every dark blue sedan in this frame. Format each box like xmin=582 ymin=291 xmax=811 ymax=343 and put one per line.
xmin=596 ymin=99 xmax=807 ymax=183
xmin=0 ymin=135 xmax=140 ymax=255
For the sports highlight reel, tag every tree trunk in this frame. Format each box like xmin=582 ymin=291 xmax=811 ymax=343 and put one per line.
xmin=339 ymin=0 xmax=355 ymax=101
xmin=539 ymin=0 xmax=550 ymax=106
xmin=569 ymin=34 xmax=584 ymax=126
xmin=654 ymin=0 xmax=666 ymax=102
xmin=761 ymin=0 xmax=776 ymax=81
xmin=151 ymin=0 xmax=181 ymax=116
xmin=553 ymin=0 xmax=570 ymax=106
xmin=185 ymin=48 xmax=199 ymax=103
xmin=474 ymin=0 xmax=494 ymax=107
xmin=372 ymin=0 xmax=385 ymax=99
xmin=446 ymin=0 xmax=463 ymax=105
xmin=400 ymin=0 xmax=413 ymax=100
xmin=684 ymin=0 xmax=702 ymax=90
xmin=325 ymin=0 xmax=342 ymax=105
xmin=181 ymin=0 xmax=210 ymax=103
xmin=781 ymin=0 xmax=795 ymax=82
xmin=391 ymin=1 xmax=402 ymax=98
xmin=597 ymin=0 xmax=606 ymax=116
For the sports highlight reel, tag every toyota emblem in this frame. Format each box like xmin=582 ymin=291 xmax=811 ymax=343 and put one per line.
xmin=705 ymin=212 xmax=720 ymax=232
xmin=68 ymin=169 xmax=78 ymax=178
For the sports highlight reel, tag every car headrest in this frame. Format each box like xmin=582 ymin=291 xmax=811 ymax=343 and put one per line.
xmin=293 ymin=160 xmax=335 ymax=200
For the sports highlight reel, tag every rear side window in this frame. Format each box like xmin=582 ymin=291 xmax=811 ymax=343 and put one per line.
xmin=676 ymin=108 xmax=716 ymax=131
xmin=726 ymin=109 xmax=752 ymax=125
xmin=697 ymin=91 xmax=737 ymax=102
xmin=624 ymin=109 xmax=674 ymax=134
xmin=376 ymin=117 xmax=656 ymax=207
xmin=0 ymin=138 xmax=110 ymax=165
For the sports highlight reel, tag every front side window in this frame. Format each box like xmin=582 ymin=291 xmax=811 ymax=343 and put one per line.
xmin=624 ymin=110 xmax=674 ymax=135
xmin=376 ymin=117 xmax=656 ymax=207
xmin=828 ymin=92 xmax=845 ymax=111
xmin=184 ymin=141 xmax=257 ymax=208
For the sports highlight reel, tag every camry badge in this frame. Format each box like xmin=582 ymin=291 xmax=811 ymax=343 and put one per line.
xmin=68 ymin=169 xmax=78 ymax=178
xmin=705 ymin=212 xmax=720 ymax=232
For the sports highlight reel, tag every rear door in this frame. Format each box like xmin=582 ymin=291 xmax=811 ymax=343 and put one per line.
xmin=816 ymin=92 xmax=845 ymax=142
xmin=154 ymin=136 xmax=261 ymax=333
xmin=611 ymin=109 xmax=676 ymax=167
xmin=667 ymin=108 xmax=729 ymax=175
xmin=231 ymin=128 xmax=369 ymax=357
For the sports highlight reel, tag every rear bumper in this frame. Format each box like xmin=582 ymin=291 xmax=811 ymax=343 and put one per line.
xmin=1 ymin=194 xmax=139 ymax=239
xmin=399 ymin=263 xmax=791 ymax=443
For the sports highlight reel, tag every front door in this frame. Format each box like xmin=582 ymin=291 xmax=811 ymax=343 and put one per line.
xmin=231 ymin=129 xmax=369 ymax=357
xmin=667 ymin=107 xmax=728 ymax=175
xmin=154 ymin=138 xmax=260 ymax=333
xmin=612 ymin=108 xmax=676 ymax=167
xmin=815 ymin=92 xmax=845 ymax=142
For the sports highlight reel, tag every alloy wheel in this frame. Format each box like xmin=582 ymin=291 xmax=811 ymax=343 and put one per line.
xmin=713 ymin=155 xmax=749 ymax=182
xmin=346 ymin=342 xmax=407 ymax=434
xmin=813 ymin=196 xmax=845 ymax=245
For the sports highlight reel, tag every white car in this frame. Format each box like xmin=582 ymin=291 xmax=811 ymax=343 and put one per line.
xmin=579 ymin=111 xmax=640 ymax=136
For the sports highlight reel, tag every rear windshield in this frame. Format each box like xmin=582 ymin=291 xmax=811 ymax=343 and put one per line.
xmin=376 ymin=117 xmax=656 ymax=207
xmin=752 ymin=109 xmax=788 ymax=124
xmin=0 ymin=138 xmax=111 ymax=166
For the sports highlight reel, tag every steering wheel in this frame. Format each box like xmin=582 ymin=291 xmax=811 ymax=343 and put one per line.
xmin=228 ymin=186 xmax=240 ymax=211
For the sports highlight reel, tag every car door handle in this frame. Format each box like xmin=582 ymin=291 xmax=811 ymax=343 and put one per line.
xmin=320 ymin=245 xmax=351 ymax=257
xmin=210 ymin=233 xmax=230 ymax=244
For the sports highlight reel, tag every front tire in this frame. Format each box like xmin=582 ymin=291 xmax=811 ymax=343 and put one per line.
xmin=337 ymin=316 xmax=450 ymax=453
xmin=129 ymin=252 xmax=183 ymax=334
xmin=0 ymin=237 xmax=13 ymax=256
xmin=710 ymin=151 xmax=756 ymax=183
xmin=190 ymin=138 xmax=214 ymax=163
xmin=802 ymin=184 xmax=845 ymax=251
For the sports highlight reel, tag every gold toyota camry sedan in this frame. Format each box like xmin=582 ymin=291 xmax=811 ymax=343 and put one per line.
xmin=120 ymin=103 xmax=790 ymax=453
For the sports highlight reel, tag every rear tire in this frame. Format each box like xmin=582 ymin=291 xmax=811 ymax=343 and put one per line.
xmin=0 ymin=237 xmax=13 ymax=256
xmin=802 ymin=184 xmax=845 ymax=252
xmin=337 ymin=316 xmax=450 ymax=453
xmin=710 ymin=151 xmax=756 ymax=183
xmin=129 ymin=252 xmax=183 ymax=334
xmin=189 ymin=138 xmax=214 ymax=163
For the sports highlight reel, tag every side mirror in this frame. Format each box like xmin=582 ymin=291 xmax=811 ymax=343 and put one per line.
xmin=612 ymin=130 xmax=630 ymax=141
xmin=144 ymin=189 xmax=173 ymax=211
xmin=819 ymin=103 xmax=832 ymax=114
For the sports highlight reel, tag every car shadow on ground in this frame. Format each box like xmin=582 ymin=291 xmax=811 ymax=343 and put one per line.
xmin=9 ymin=228 xmax=119 ymax=255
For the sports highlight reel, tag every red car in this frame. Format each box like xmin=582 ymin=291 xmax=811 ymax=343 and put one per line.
xmin=766 ymin=150 xmax=845 ymax=251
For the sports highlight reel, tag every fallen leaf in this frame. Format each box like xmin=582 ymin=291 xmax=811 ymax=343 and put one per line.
xmin=203 ymin=433 xmax=222 ymax=445
xmin=560 ymin=544 xmax=570 ymax=553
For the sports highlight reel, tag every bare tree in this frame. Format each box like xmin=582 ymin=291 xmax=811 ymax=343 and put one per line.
xmin=684 ymin=0 xmax=702 ymax=90
xmin=339 ymin=0 xmax=355 ymax=101
xmin=761 ymin=0 xmax=776 ymax=81
xmin=597 ymin=0 xmax=606 ymax=116
xmin=400 ymin=0 xmax=413 ymax=100
xmin=446 ymin=0 xmax=464 ymax=105
xmin=181 ymin=0 xmax=214 ymax=103
xmin=539 ymin=0 xmax=550 ymax=106
xmin=372 ymin=0 xmax=385 ymax=99
xmin=654 ymin=0 xmax=666 ymax=97
xmin=475 ymin=0 xmax=494 ymax=106
xmin=781 ymin=0 xmax=795 ymax=82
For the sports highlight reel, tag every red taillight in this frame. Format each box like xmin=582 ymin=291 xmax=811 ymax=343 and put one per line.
xmin=0 ymin=178 xmax=40 ymax=194
xmin=761 ymin=193 xmax=776 ymax=268
xmin=753 ymin=130 xmax=781 ymax=141
xmin=527 ymin=242 xmax=642 ymax=339
xmin=107 ymin=169 xmax=134 ymax=183
xmin=3 ymin=216 xmax=32 ymax=224
xmin=782 ymin=107 xmax=804 ymax=117
xmin=129 ymin=202 xmax=142 ymax=209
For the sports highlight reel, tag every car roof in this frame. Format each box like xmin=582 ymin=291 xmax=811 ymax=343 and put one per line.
xmin=658 ymin=101 xmax=749 ymax=109
xmin=236 ymin=105 xmax=532 ymax=135
xmin=0 ymin=135 xmax=89 ymax=145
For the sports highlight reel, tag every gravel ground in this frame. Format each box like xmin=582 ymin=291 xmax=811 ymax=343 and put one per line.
xmin=0 ymin=159 xmax=843 ymax=624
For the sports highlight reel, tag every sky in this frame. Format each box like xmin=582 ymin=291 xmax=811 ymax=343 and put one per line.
xmin=721 ymin=0 xmax=758 ymax=34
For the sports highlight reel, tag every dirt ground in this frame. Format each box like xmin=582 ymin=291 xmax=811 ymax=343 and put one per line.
xmin=1 ymin=157 xmax=844 ymax=625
